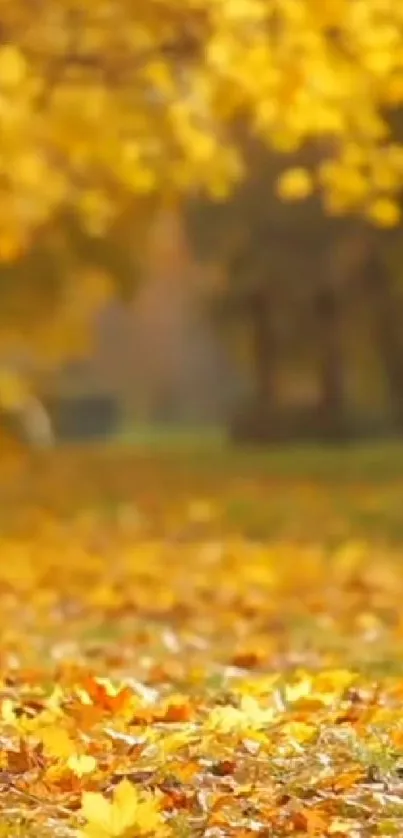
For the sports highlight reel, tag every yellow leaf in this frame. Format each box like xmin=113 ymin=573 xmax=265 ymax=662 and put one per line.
xmin=39 ymin=727 xmax=76 ymax=759
xmin=285 ymin=675 xmax=313 ymax=703
xmin=80 ymin=792 xmax=111 ymax=838
xmin=281 ymin=721 xmax=316 ymax=743
xmin=276 ymin=168 xmax=314 ymax=201
xmin=80 ymin=779 xmax=168 ymax=838
xmin=206 ymin=696 xmax=275 ymax=734
xmin=313 ymin=669 xmax=357 ymax=694
xmin=1 ymin=699 xmax=17 ymax=725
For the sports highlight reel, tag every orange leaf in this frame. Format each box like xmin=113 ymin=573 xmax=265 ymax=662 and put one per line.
xmin=156 ymin=696 xmax=193 ymax=723
xmin=81 ymin=676 xmax=133 ymax=714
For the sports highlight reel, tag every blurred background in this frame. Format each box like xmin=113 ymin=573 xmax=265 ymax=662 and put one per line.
xmin=1 ymin=1 xmax=403 ymax=453
xmin=21 ymin=169 xmax=403 ymax=449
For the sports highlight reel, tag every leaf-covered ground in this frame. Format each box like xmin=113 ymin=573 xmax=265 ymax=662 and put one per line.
xmin=2 ymin=444 xmax=403 ymax=837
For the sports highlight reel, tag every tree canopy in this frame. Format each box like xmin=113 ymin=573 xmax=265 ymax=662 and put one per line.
xmin=1 ymin=0 xmax=403 ymax=399
xmin=1 ymin=0 xmax=403 ymax=260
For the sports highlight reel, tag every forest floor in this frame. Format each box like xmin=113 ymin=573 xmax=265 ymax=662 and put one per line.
xmin=2 ymin=440 xmax=403 ymax=837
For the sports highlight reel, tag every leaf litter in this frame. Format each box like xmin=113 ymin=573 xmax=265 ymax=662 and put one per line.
xmin=0 ymin=450 xmax=402 ymax=836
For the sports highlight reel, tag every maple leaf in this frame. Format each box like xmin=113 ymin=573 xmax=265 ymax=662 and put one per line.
xmin=79 ymin=778 xmax=169 ymax=838
xmin=81 ymin=677 xmax=134 ymax=714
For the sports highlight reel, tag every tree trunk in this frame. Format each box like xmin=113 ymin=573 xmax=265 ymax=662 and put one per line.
xmin=314 ymin=277 xmax=347 ymax=440
xmin=364 ymin=243 xmax=403 ymax=430
xmin=230 ymin=285 xmax=279 ymax=442
xmin=251 ymin=288 xmax=277 ymax=417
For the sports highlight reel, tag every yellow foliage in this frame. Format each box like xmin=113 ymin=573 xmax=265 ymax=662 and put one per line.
xmin=365 ymin=197 xmax=401 ymax=226
xmin=1 ymin=0 xmax=403 ymax=362
xmin=276 ymin=168 xmax=314 ymax=201
xmin=0 ymin=0 xmax=401 ymax=242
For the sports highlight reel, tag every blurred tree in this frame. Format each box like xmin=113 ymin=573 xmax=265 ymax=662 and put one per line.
xmin=1 ymin=0 xmax=403 ymax=439
xmin=0 ymin=205 xmax=155 ymax=404
xmin=360 ymin=237 xmax=403 ymax=431
xmin=185 ymin=142 xmax=403 ymax=441
xmin=0 ymin=206 xmax=153 ymax=452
